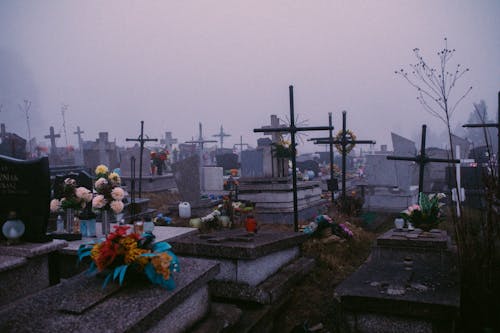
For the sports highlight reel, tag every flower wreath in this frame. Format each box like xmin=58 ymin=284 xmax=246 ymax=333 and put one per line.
xmin=334 ymin=129 xmax=357 ymax=154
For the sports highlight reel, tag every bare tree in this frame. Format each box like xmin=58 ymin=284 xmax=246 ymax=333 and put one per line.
xmin=396 ymin=37 xmax=472 ymax=163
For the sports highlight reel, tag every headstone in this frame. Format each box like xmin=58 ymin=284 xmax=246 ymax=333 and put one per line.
xmin=82 ymin=132 xmax=120 ymax=170
xmin=119 ymin=145 xmax=151 ymax=177
xmin=391 ymin=132 xmax=418 ymax=190
xmin=0 ymin=132 xmax=27 ymax=160
xmin=240 ymin=150 xmax=264 ymax=178
xmin=172 ymin=155 xmax=201 ymax=204
xmin=215 ymin=153 xmax=239 ymax=171
xmin=202 ymin=166 xmax=224 ymax=191
xmin=0 ymin=155 xmax=51 ymax=242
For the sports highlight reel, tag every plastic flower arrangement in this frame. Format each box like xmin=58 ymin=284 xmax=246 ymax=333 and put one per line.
xmin=77 ymin=225 xmax=180 ymax=289
xmin=271 ymin=138 xmax=295 ymax=158
xmin=92 ymin=165 xmax=126 ymax=214
xmin=400 ymin=192 xmax=446 ymax=231
xmin=50 ymin=178 xmax=92 ymax=212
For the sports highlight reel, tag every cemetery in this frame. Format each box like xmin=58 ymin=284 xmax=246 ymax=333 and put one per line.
xmin=1 ymin=3 xmax=499 ymax=332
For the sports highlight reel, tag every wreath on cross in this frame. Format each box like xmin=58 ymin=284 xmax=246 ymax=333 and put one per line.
xmin=334 ymin=129 xmax=357 ymax=154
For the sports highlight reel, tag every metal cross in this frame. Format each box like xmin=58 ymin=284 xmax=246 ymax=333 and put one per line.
xmin=463 ymin=91 xmax=499 ymax=188
xmin=44 ymin=126 xmax=61 ymax=155
xmin=125 ymin=121 xmax=158 ymax=197
xmin=234 ymin=135 xmax=249 ymax=152
xmin=254 ymin=85 xmax=333 ymax=232
xmin=310 ymin=111 xmax=375 ymax=201
xmin=387 ymin=124 xmax=459 ymax=194
xmin=213 ymin=125 xmax=231 ymax=149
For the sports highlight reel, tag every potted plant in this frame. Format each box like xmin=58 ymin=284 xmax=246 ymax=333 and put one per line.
xmin=400 ymin=192 xmax=446 ymax=231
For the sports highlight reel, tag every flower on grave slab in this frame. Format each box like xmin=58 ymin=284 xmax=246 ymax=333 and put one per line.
xmin=92 ymin=164 xmax=126 ymax=214
xmin=50 ymin=177 xmax=92 ymax=212
xmin=77 ymin=225 xmax=180 ymax=289
xmin=400 ymin=192 xmax=446 ymax=230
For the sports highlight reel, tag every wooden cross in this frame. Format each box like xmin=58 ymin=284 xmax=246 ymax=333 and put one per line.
xmin=125 ymin=121 xmax=158 ymax=197
xmin=213 ymin=125 xmax=231 ymax=149
xmin=44 ymin=126 xmax=61 ymax=155
xmin=463 ymin=91 xmax=499 ymax=188
xmin=233 ymin=135 xmax=249 ymax=152
xmin=387 ymin=124 xmax=460 ymax=194
xmin=254 ymin=85 xmax=333 ymax=232
xmin=310 ymin=111 xmax=375 ymax=201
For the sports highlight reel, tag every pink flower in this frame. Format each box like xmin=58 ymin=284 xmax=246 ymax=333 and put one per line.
xmin=64 ymin=178 xmax=76 ymax=186
xmin=111 ymin=187 xmax=125 ymax=201
xmin=110 ymin=200 xmax=124 ymax=214
xmin=76 ymin=187 xmax=92 ymax=202
xmin=95 ymin=178 xmax=108 ymax=190
xmin=50 ymin=199 xmax=60 ymax=212
xmin=92 ymin=195 xmax=107 ymax=209
xmin=408 ymin=204 xmax=420 ymax=213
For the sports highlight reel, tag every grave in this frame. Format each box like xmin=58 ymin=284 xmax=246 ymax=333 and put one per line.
xmin=0 ymin=124 xmax=27 ymax=159
xmin=82 ymin=132 xmax=120 ymax=170
xmin=202 ymin=166 xmax=224 ymax=192
xmin=362 ymin=133 xmax=419 ymax=212
xmin=170 ymin=228 xmax=314 ymax=331
xmin=57 ymin=224 xmax=198 ymax=279
xmin=0 ymin=257 xmax=220 ymax=333
xmin=239 ymin=130 xmax=326 ymax=224
xmin=334 ymin=228 xmax=459 ymax=333
xmin=0 ymin=155 xmax=51 ymax=242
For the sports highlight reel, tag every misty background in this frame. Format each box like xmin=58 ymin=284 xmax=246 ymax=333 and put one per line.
xmin=0 ymin=1 xmax=499 ymax=154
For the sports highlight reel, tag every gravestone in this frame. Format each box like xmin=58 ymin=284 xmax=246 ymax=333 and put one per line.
xmin=215 ymin=153 xmax=239 ymax=171
xmin=82 ymin=132 xmax=120 ymax=170
xmin=172 ymin=155 xmax=201 ymax=204
xmin=334 ymin=228 xmax=459 ymax=332
xmin=0 ymin=130 xmax=27 ymax=160
xmin=0 ymin=155 xmax=51 ymax=242
xmin=240 ymin=150 xmax=264 ymax=178
xmin=362 ymin=133 xmax=419 ymax=212
xmin=119 ymin=145 xmax=152 ymax=177
xmin=202 ymin=166 xmax=224 ymax=191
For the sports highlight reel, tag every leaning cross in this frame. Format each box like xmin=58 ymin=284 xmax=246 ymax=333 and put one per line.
xmin=310 ymin=111 xmax=375 ymax=202
xmin=44 ymin=126 xmax=61 ymax=155
xmin=254 ymin=85 xmax=333 ymax=232
xmin=126 ymin=121 xmax=158 ymax=198
xmin=463 ymin=91 xmax=499 ymax=189
xmin=387 ymin=124 xmax=460 ymax=194
xmin=213 ymin=125 xmax=231 ymax=149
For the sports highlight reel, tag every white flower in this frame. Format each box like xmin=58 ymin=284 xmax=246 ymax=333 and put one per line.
xmin=110 ymin=200 xmax=124 ymax=214
xmin=95 ymin=177 xmax=108 ymax=190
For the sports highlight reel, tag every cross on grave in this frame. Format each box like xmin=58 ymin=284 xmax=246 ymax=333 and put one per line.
xmin=185 ymin=122 xmax=217 ymax=192
xmin=234 ymin=135 xmax=249 ymax=152
xmin=213 ymin=125 xmax=231 ymax=150
xmin=308 ymin=113 xmax=335 ymax=204
xmin=463 ymin=91 xmax=500 ymax=189
xmin=73 ymin=126 xmax=84 ymax=150
xmin=260 ymin=115 xmax=287 ymax=142
xmin=387 ymin=124 xmax=460 ymax=195
xmin=44 ymin=126 xmax=61 ymax=155
xmin=161 ymin=131 xmax=178 ymax=151
xmin=125 ymin=121 xmax=158 ymax=197
xmin=254 ymin=85 xmax=333 ymax=232
xmin=310 ymin=111 xmax=376 ymax=202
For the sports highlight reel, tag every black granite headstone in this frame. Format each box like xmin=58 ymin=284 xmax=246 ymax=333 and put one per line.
xmin=0 ymin=155 xmax=51 ymax=242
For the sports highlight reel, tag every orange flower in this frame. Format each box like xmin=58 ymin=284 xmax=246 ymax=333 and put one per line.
xmin=151 ymin=252 xmax=172 ymax=280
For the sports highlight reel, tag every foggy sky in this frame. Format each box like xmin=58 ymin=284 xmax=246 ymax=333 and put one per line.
xmin=1 ymin=0 xmax=499 ymax=153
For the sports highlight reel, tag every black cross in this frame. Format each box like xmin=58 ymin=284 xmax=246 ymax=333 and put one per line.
xmin=234 ymin=135 xmax=249 ymax=152
xmin=213 ymin=125 xmax=231 ymax=150
xmin=387 ymin=124 xmax=460 ymax=194
xmin=463 ymin=91 xmax=499 ymax=188
xmin=126 ymin=121 xmax=158 ymax=197
xmin=254 ymin=85 xmax=333 ymax=232
xmin=310 ymin=111 xmax=375 ymax=201
xmin=44 ymin=126 xmax=61 ymax=155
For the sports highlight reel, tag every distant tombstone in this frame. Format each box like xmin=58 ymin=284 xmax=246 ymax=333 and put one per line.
xmin=120 ymin=146 xmax=151 ymax=177
xmin=0 ymin=133 xmax=27 ymax=160
xmin=172 ymin=155 xmax=201 ymax=204
xmin=425 ymin=148 xmax=450 ymax=192
xmin=391 ymin=133 xmax=418 ymax=191
xmin=241 ymin=150 xmax=264 ymax=178
xmin=365 ymin=154 xmax=398 ymax=187
xmin=296 ymin=160 xmax=320 ymax=175
xmin=0 ymin=155 xmax=50 ymax=242
xmin=215 ymin=153 xmax=239 ymax=171
xmin=202 ymin=166 xmax=224 ymax=191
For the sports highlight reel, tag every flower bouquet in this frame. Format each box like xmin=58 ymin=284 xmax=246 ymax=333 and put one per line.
xmin=92 ymin=165 xmax=126 ymax=234
xmin=400 ymin=192 xmax=446 ymax=231
xmin=77 ymin=225 xmax=179 ymax=289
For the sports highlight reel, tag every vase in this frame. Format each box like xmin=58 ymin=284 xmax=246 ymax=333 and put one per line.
xmin=245 ymin=216 xmax=257 ymax=233
xmin=101 ymin=210 xmax=110 ymax=235
xmin=65 ymin=208 xmax=75 ymax=234
xmin=419 ymin=223 xmax=433 ymax=232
